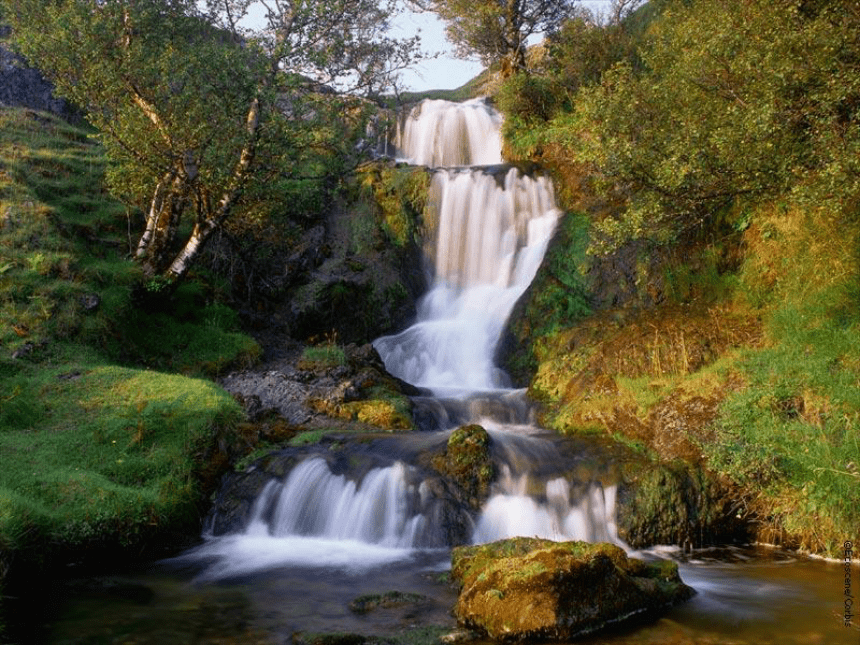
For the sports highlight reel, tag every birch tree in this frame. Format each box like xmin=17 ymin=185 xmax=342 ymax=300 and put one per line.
xmin=3 ymin=0 xmax=420 ymax=283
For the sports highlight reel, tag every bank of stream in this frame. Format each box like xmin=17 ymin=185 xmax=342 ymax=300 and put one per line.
xmin=22 ymin=98 xmax=857 ymax=645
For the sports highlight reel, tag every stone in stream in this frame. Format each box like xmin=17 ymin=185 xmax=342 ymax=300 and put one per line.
xmin=431 ymin=424 xmax=495 ymax=511
xmin=451 ymin=537 xmax=694 ymax=642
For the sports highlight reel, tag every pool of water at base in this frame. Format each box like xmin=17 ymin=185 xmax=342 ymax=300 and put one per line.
xmin=34 ymin=544 xmax=857 ymax=645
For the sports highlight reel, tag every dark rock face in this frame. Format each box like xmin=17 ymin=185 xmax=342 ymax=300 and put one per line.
xmin=280 ymin=201 xmax=426 ymax=345
xmin=451 ymin=538 xmax=694 ymax=642
xmin=0 ymin=31 xmax=76 ymax=119
xmin=616 ymin=462 xmax=751 ymax=549
xmin=218 ymin=163 xmax=430 ymax=348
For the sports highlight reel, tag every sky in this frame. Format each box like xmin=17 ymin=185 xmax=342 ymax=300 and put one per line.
xmin=394 ymin=1 xmax=614 ymax=91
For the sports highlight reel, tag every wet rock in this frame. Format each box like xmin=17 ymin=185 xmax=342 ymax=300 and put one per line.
xmin=221 ymin=342 xmax=418 ymax=432
xmin=219 ymin=369 xmax=313 ymax=425
xmin=277 ymin=166 xmax=428 ymax=345
xmin=431 ymin=425 xmax=495 ymax=511
xmin=451 ymin=538 xmax=694 ymax=642
xmin=348 ymin=590 xmax=429 ymax=614
xmin=617 ymin=462 xmax=751 ymax=549
xmin=206 ymin=451 xmax=304 ymax=535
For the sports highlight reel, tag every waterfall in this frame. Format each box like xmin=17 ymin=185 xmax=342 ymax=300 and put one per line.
xmin=375 ymin=99 xmax=561 ymax=394
xmin=474 ymin=469 xmax=621 ymax=545
xmin=194 ymin=99 xmax=623 ymax=578
xmin=246 ymin=459 xmax=426 ymax=547
xmin=394 ymin=97 xmax=503 ymax=167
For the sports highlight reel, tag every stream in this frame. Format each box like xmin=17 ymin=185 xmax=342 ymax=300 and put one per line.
xmin=34 ymin=98 xmax=854 ymax=644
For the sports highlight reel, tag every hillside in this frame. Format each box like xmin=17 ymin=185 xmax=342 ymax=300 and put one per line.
xmin=0 ymin=107 xmax=263 ymax=636
xmin=497 ymin=0 xmax=860 ymax=556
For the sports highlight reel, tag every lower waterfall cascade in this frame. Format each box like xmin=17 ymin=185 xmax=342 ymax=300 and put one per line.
xmin=192 ymin=98 xmax=628 ymax=572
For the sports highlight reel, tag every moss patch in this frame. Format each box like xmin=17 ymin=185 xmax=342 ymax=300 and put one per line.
xmin=431 ymin=425 xmax=495 ymax=509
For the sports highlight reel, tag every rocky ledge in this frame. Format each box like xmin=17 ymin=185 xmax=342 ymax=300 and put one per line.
xmin=219 ymin=341 xmax=420 ymax=430
xmin=451 ymin=538 xmax=694 ymax=642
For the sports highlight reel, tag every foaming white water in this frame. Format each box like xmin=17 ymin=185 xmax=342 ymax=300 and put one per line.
xmin=473 ymin=466 xmax=626 ymax=546
xmin=377 ymin=99 xmax=560 ymax=394
xmin=186 ymin=535 xmax=414 ymax=580
xmin=185 ymin=458 xmax=442 ymax=577
xmin=395 ymin=98 xmax=503 ymax=167
xmin=432 ymin=169 xmax=559 ymax=288
xmin=246 ymin=458 xmax=426 ymax=548
xmin=374 ymin=167 xmax=559 ymax=393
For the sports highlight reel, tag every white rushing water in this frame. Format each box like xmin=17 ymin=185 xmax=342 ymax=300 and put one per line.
xmin=394 ymin=97 xmax=503 ymax=167
xmin=193 ymin=99 xmax=622 ymax=578
xmin=246 ymin=458 xmax=424 ymax=547
xmin=474 ymin=468 xmax=621 ymax=544
xmin=376 ymin=99 xmax=561 ymax=394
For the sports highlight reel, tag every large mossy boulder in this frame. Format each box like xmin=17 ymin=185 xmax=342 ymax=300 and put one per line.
xmin=451 ymin=538 xmax=694 ymax=642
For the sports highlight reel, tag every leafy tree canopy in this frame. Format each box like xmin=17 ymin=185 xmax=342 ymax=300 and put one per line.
xmin=563 ymin=0 xmax=860 ymax=248
xmin=409 ymin=0 xmax=576 ymax=74
xmin=2 ymin=0 xmax=422 ymax=283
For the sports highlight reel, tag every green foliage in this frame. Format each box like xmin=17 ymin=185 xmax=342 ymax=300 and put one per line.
xmin=526 ymin=211 xmax=592 ymax=335
xmin=289 ymin=429 xmax=330 ymax=447
xmin=496 ymin=73 xmax=563 ymax=157
xmin=500 ymin=211 xmax=592 ymax=384
xmin=358 ymin=163 xmax=430 ymax=248
xmin=0 ymin=106 xmax=258 ymax=592
xmin=419 ymin=0 xmax=575 ymax=72
xmin=0 ymin=362 xmax=243 ymax=554
xmin=662 ymin=245 xmax=737 ymax=305
xmin=300 ymin=343 xmax=347 ymax=369
xmin=2 ymin=0 xmax=421 ymax=280
xmin=545 ymin=5 xmax=645 ymax=96
xmin=495 ymin=0 xmax=860 ymax=558
xmin=703 ymin=292 xmax=860 ymax=554
xmin=547 ymin=0 xmax=860 ymax=249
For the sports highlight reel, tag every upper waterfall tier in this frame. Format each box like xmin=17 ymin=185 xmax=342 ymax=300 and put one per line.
xmin=395 ymin=98 xmax=503 ymax=167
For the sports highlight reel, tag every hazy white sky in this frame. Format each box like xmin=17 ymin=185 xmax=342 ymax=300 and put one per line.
xmin=395 ymin=0 xmax=613 ymax=91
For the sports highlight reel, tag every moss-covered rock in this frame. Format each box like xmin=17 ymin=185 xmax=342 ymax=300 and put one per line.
xmin=617 ymin=461 xmax=750 ymax=549
xmin=451 ymin=538 xmax=694 ymax=642
xmin=431 ymin=424 xmax=495 ymax=510
xmin=279 ymin=161 xmax=430 ymax=345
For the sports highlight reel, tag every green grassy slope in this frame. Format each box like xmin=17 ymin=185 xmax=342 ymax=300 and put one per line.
xmin=0 ymin=107 xmax=257 ymax=610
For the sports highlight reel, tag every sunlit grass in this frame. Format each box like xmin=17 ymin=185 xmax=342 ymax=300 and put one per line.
xmin=0 ymin=361 xmax=243 ymax=551
xmin=0 ymin=106 xmax=256 ymax=569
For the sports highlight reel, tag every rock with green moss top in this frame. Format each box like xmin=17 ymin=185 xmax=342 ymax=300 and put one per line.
xmin=451 ymin=538 xmax=694 ymax=642
xmin=617 ymin=461 xmax=750 ymax=549
xmin=432 ymin=424 xmax=494 ymax=510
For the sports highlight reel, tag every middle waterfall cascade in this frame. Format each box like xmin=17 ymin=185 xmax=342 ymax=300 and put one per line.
xmin=197 ymin=99 xmax=625 ymax=577
xmin=375 ymin=99 xmax=561 ymax=393
xmin=245 ymin=458 xmax=427 ymax=548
